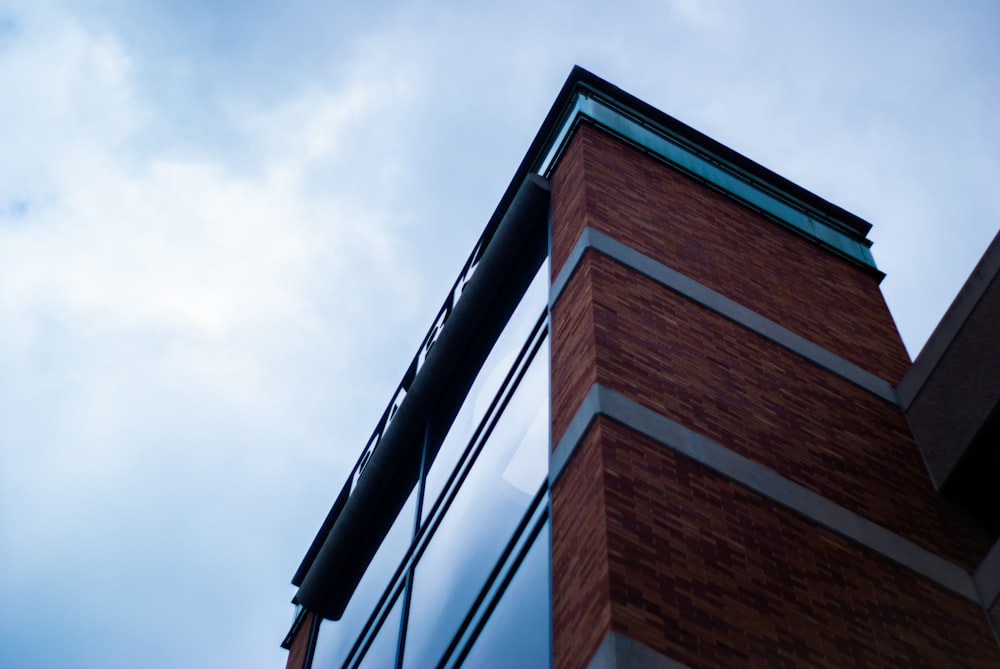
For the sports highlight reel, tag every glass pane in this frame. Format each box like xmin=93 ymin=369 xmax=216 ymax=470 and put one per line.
xmin=458 ymin=519 xmax=551 ymax=669
xmin=402 ymin=339 xmax=549 ymax=669
xmin=422 ymin=259 xmax=548 ymax=521
xmin=356 ymin=591 xmax=403 ymax=669
xmin=312 ymin=488 xmax=417 ymax=668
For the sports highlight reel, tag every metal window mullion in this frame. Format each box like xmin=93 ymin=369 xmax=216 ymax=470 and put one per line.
xmin=392 ymin=421 xmax=433 ymax=669
xmin=418 ymin=310 xmax=549 ymax=540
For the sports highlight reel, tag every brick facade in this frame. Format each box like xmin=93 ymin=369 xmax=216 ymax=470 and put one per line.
xmin=550 ymin=125 xmax=998 ymax=667
xmin=283 ymin=74 xmax=998 ymax=668
xmin=553 ymin=418 xmax=1000 ymax=669
xmin=551 ymin=123 xmax=911 ymax=385
xmin=551 ymin=425 xmax=612 ymax=669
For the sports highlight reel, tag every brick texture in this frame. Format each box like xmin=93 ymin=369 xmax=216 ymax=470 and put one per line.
xmin=562 ymin=417 xmax=1000 ymax=669
xmin=550 ymin=123 xmax=911 ymax=385
xmin=548 ymin=122 xmax=997 ymax=668
xmin=551 ymin=253 xmax=597 ymax=450
xmin=551 ymin=423 xmax=613 ymax=669
xmin=557 ymin=250 xmax=991 ymax=570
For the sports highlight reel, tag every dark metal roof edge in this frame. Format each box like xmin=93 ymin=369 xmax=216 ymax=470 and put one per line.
xmin=541 ymin=102 xmax=881 ymax=276
xmin=468 ymin=67 xmax=594 ymax=250
xmin=898 ymin=228 xmax=1000 ymax=409
xmin=562 ymin=67 xmax=874 ymax=238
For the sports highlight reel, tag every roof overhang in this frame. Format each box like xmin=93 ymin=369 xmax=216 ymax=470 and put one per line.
xmin=535 ymin=68 xmax=880 ymax=273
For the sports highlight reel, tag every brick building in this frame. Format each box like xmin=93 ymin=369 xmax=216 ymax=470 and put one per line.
xmin=282 ymin=67 xmax=1000 ymax=668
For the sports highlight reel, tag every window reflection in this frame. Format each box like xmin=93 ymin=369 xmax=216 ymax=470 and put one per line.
xmin=311 ymin=489 xmax=417 ymax=668
xmin=307 ymin=255 xmax=552 ymax=669
xmin=402 ymin=338 xmax=549 ymax=669
xmin=355 ymin=590 xmax=403 ymax=669
xmin=422 ymin=259 xmax=549 ymax=522
xmin=457 ymin=519 xmax=551 ymax=669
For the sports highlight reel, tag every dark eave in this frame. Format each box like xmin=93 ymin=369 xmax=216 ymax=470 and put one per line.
xmin=562 ymin=67 xmax=873 ymax=237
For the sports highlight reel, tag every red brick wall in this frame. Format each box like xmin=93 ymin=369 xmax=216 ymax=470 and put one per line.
xmin=593 ymin=417 xmax=999 ymax=669
xmin=581 ymin=250 xmax=990 ymax=569
xmin=551 ymin=425 xmax=613 ymax=669
xmin=553 ymin=422 xmax=1000 ymax=668
xmin=551 ymin=249 xmax=597 ymax=446
xmin=550 ymin=123 xmax=911 ymax=385
xmin=549 ymin=123 xmax=996 ymax=668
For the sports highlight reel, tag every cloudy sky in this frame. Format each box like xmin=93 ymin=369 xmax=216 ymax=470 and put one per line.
xmin=0 ymin=1 xmax=997 ymax=668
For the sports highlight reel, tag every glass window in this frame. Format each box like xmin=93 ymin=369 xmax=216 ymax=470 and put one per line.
xmin=312 ymin=488 xmax=417 ymax=668
xmin=307 ymin=251 xmax=551 ymax=669
xmin=402 ymin=339 xmax=549 ymax=669
xmin=456 ymin=519 xmax=551 ymax=669
xmin=355 ymin=590 xmax=403 ymax=669
xmin=421 ymin=259 xmax=549 ymax=522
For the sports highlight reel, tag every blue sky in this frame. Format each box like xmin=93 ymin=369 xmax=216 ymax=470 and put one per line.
xmin=0 ymin=1 xmax=997 ymax=668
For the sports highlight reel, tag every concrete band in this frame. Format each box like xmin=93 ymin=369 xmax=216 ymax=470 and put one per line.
xmin=550 ymin=383 xmax=981 ymax=604
xmin=584 ymin=632 xmax=694 ymax=669
xmin=550 ymin=227 xmax=899 ymax=405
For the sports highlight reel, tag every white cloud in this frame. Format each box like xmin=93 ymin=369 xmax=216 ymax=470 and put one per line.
xmin=0 ymin=6 xmax=433 ymax=667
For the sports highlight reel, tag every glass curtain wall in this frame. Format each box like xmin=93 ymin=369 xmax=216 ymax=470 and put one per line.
xmin=310 ymin=259 xmax=551 ymax=669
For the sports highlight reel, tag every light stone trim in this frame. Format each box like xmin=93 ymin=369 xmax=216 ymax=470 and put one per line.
xmin=550 ymin=227 xmax=898 ymax=404
xmin=584 ymin=632 xmax=693 ymax=669
xmin=550 ymin=383 xmax=980 ymax=603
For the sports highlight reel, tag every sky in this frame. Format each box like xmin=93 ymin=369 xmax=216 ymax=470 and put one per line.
xmin=0 ymin=1 xmax=997 ymax=668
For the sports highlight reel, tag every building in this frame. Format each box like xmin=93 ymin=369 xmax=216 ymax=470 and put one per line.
xmin=281 ymin=67 xmax=1000 ymax=668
